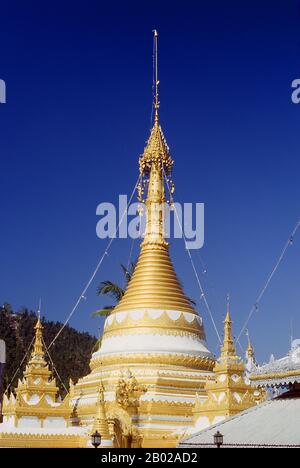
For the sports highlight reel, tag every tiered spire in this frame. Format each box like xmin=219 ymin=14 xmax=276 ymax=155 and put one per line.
xmin=18 ymin=315 xmax=58 ymax=401
xmin=245 ymin=331 xmax=257 ymax=375
xmin=247 ymin=340 xmax=254 ymax=359
xmin=2 ymin=315 xmax=71 ymax=428
xmin=220 ymin=309 xmax=238 ymax=361
xmin=91 ymin=383 xmax=110 ymax=440
xmin=193 ymin=305 xmax=257 ymax=426
xmin=113 ymin=31 xmax=197 ymax=315
xmin=28 ymin=313 xmax=47 ymax=368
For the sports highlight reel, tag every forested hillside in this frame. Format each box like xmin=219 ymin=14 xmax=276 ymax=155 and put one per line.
xmin=0 ymin=304 xmax=96 ymax=396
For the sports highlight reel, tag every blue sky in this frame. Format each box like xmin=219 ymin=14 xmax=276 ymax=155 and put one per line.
xmin=0 ymin=0 xmax=300 ymax=363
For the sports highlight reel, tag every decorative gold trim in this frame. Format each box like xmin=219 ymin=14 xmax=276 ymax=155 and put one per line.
xmin=104 ymin=328 xmax=204 ymax=340
xmin=90 ymin=353 xmax=215 ymax=371
xmin=103 ymin=310 xmax=205 ymax=337
xmin=250 ymin=369 xmax=300 ymax=382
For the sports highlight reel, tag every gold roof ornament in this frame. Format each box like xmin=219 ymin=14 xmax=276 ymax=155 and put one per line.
xmin=247 ymin=340 xmax=254 ymax=359
xmin=2 ymin=315 xmax=72 ymax=426
xmin=28 ymin=313 xmax=47 ymax=368
xmin=220 ymin=311 xmax=239 ymax=361
xmin=214 ymin=308 xmax=245 ymax=378
xmin=91 ymin=383 xmax=111 ymax=441
xmin=18 ymin=315 xmax=58 ymax=401
xmin=193 ymin=306 xmax=258 ymax=428
xmin=219 ymin=295 xmax=239 ymax=362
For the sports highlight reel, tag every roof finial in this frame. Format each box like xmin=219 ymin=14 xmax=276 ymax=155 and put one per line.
xmin=30 ymin=304 xmax=46 ymax=366
xmin=153 ymin=29 xmax=160 ymax=124
xmin=221 ymin=298 xmax=236 ymax=359
xmin=38 ymin=297 xmax=42 ymax=321
xmin=290 ymin=318 xmax=294 ymax=348
xmin=91 ymin=382 xmax=110 ymax=439
xmin=226 ymin=292 xmax=230 ymax=315
xmin=246 ymin=329 xmax=254 ymax=358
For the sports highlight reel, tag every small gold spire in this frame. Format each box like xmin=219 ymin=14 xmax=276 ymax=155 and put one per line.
xmin=221 ymin=303 xmax=237 ymax=359
xmin=246 ymin=331 xmax=254 ymax=359
xmin=247 ymin=341 xmax=254 ymax=359
xmin=92 ymin=383 xmax=110 ymax=440
xmin=30 ymin=314 xmax=46 ymax=364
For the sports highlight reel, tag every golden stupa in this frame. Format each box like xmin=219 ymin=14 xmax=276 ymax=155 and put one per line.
xmin=0 ymin=32 xmax=263 ymax=449
xmin=70 ymin=31 xmax=215 ymax=448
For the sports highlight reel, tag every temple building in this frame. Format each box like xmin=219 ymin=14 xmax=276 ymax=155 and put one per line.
xmin=192 ymin=310 xmax=263 ymax=432
xmin=0 ymin=32 xmax=291 ymax=448
xmin=180 ymin=340 xmax=300 ymax=449
xmin=69 ymin=40 xmax=216 ymax=447
xmin=250 ymin=339 xmax=300 ymax=397
xmin=0 ymin=315 xmax=86 ymax=448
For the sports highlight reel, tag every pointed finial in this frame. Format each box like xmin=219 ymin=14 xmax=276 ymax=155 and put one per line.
xmin=29 ymin=305 xmax=46 ymax=366
xmin=226 ymin=293 xmax=230 ymax=317
xmin=153 ymin=29 xmax=160 ymax=124
xmin=221 ymin=299 xmax=236 ymax=359
xmin=290 ymin=318 xmax=294 ymax=349
xmin=35 ymin=298 xmax=42 ymax=331
xmin=91 ymin=382 xmax=110 ymax=439
xmin=37 ymin=297 xmax=42 ymax=321
xmin=246 ymin=330 xmax=254 ymax=358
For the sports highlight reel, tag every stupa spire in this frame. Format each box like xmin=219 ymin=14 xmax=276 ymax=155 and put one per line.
xmin=29 ymin=311 xmax=47 ymax=367
xmin=153 ymin=29 xmax=160 ymax=124
xmin=92 ymin=383 xmax=110 ymax=440
xmin=194 ymin=305 xmax=257 ymax=426
xmin=2 ymin=315 xmax=72 ymax=432
xmin=245 ymin=330 xmax=257 ymax=373
xmin=221 ymin=299 xmax=237 ymax=360
xmin=113 ymin=31 xmax=195 ymax=314
xmin=246 ymin=332 xmax=255 ymax=360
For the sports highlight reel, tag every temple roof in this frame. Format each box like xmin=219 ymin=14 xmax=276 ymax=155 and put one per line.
xmin=180 ymin=394 xmax=300 ymax=448
xmin=250 ymin=339 xmax=300 ymax=387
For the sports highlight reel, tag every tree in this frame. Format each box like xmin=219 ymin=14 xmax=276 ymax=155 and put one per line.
xmin=92 ymin=263 xmax=136 ymax=318
xmin=91 ymin=263 xmax=136 ymax=352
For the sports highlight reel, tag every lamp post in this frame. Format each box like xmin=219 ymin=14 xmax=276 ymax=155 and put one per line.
xmin=213 ymin=431 xmax=224 ymax=449
xmin=91 ymin=430 xmax=102 ymax=449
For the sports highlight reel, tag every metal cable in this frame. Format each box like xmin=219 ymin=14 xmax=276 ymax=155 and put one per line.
xmin=237 ymin=218 xmax=300 ymax=343
xmin=163 ymin=168 xmax=222 ymax=343
xmin=48 ymin=175 xmax=141 ymax=350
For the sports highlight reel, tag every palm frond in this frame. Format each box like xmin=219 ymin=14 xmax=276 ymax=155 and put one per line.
xmin=92 ymin=306 xmax=115 ymax=318
xmin=97 ymin=281 xmax=124 ymax=302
